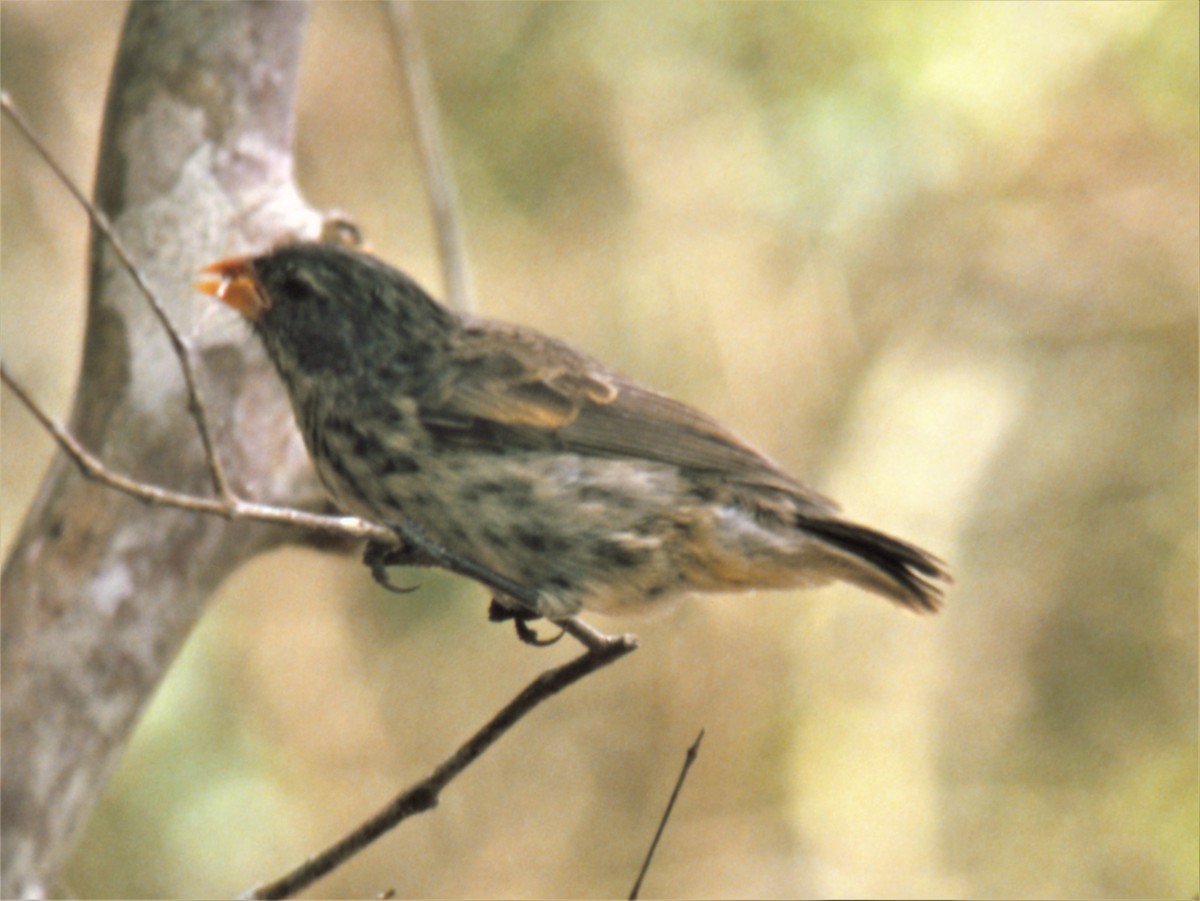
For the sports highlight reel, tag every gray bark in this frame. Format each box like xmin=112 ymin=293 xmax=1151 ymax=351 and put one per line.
xmin=1 ymin=3 xmax=326 ymax=895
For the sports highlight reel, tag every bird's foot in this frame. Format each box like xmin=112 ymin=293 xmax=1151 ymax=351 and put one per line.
xmin=488 ymin=597 xmax=564 ymax=647
xmin=365 ymin=519 xmax=545 ymax=628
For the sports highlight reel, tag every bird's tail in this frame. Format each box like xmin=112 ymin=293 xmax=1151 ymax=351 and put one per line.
xmin=798 ymin=516 xmax=950 ymax=613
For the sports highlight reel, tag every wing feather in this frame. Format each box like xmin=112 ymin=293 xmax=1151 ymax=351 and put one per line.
xmin=418 ymin=319 xmax=836 ymax=511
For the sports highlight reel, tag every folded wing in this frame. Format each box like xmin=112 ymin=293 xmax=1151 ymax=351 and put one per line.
xmin=416 ymin=319 xmax=836 ymax=512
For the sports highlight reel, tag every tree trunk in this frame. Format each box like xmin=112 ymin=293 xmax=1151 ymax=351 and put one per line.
xmin=1 ymin=3 xmax=325 ymax=895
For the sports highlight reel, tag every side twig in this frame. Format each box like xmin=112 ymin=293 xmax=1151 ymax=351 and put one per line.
xmin=243 ymin=629 xmax=639 ymax=900
xmin=385 ymin=0 xmax=474 ymax=313
xmin=0 ymin=89 xmax=234 ymax=504
xmin=0 ymin=364 xmax=388 ymax=543
xmin=629 ymin=729 xmax=705 ymax=900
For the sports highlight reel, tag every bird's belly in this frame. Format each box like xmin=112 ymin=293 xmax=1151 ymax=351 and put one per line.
xmin=316 ymin=445 xmax=702 ymax=612
xmin=313 ymin=435 xmax=814 ymax=617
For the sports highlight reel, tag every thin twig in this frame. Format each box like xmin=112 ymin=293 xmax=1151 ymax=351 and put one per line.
xmin=559 ymin=615 xmax=624 ymax=652
xmin=242 ymin=629 xmax=639 ymax=900
xmin=0 ymin=89 xmax=234 ymax=503
xmin=1 ymin=363 xmax=389 ymax=542
xmin=385 ymin=1 xmax=474 ymax=313
xmin=629 ymin=729 xmax=705 ymax=900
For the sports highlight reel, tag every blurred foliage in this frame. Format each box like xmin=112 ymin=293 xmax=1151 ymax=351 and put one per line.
xmin=1 ymin=1 xmax=1196 ymax=898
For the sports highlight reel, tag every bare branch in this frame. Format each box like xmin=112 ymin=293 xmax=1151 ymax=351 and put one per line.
xmin=243 ymin=629 xmax=638 ymax=900
xmin=560 ymin=615 xmax=627 ymax=652
xmin=0 ymin=90 xmax=234 ymax=503
xmin=629 ymin=729 xmax=705 ymax=900
xmin=386 ymin=0 xmax=475 ymax=313
xmin=0 ymin=363 xmax=389 ymax=543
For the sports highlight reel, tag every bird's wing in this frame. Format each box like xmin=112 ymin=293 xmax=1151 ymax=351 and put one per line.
xmin=417 ymin=319 xmax=837 ymax=510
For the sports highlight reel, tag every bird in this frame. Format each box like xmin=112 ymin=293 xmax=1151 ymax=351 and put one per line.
xmin=197 ymin=241 xmax=949 ymax=629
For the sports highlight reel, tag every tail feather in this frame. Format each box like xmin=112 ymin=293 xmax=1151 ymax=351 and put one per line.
xmin=799 ymin=516 xmax=950 ymax=614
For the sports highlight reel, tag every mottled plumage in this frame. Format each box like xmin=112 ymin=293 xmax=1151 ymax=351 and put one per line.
xmin=200 ymin=242 xmax=949 ymax=619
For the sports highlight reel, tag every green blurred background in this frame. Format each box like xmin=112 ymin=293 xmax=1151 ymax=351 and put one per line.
xmin=2 ymin=2 xmax=1196 ymax=898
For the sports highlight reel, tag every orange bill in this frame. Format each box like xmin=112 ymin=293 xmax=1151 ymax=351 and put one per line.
xmin=195 ymin=256 xmax=270 ymax=320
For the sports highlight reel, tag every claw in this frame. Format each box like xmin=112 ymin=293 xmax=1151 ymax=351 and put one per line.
xmin=364 ymin=539 xmax=423 ymax=593
xmin=365 ymin=524 xmax=545 ymax=623
xmin=514 ymin=619 xmax=565 ymax=647
xmin=489 ymin=597 xmax=562 ymax=647
xmin=370 ymin=567 xmax=421 ymax=595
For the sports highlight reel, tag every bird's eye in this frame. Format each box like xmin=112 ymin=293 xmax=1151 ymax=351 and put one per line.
xmin=282 ymin=276 xmax=316 ymax=299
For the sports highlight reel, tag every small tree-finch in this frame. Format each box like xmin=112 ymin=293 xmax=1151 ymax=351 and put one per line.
xmin=198 ymin=243 xmax=949 ymax=621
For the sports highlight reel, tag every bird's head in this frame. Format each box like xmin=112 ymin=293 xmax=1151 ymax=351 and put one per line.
xmin=197 ymin=243 xmax=454 ymax=379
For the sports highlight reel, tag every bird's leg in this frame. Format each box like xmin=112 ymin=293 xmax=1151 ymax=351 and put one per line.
xmin=367 ymin=518 xmax=545 ymax=621
xmin=487 ymin=597 xmax=564 ymax=647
